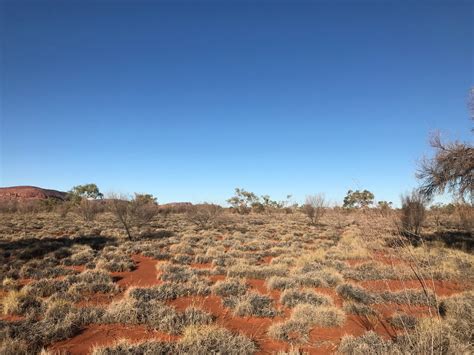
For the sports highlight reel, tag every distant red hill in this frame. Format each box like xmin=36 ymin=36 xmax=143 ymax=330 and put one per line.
xmin=0 ymin=186 xmax=67 ymax=201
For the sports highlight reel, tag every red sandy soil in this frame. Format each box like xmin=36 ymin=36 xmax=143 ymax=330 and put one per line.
xmin=167 ymin=294 xmax=293 ymax=354
xmin=373 ymin=303 xmax=435 ymax=318
xmin=314 ymin=287 xmax=344 ymax=307
xmin=0 ymin=314 xmax=25 ymax=322
xmin=112 ymin=255 xmax=161 ymax=288
xmin=0 ymin=186 xmax=67 ymax=201
xmin=372 ymin=251 xmax=406 ymax=266
xmin=310 ymin=314 xmax=396 ymax=343
xmin=40 ymin=256 xmax=470 ymax=355
xmin=48 ymin=324 xmax=178 ymax=355
xmin=359 ymin=279 xmax=465 ymax=297
xmin=209 ymin=274 xmax=226 ymax=283
xmin=260 ymin=256 xmax=273 ymax=264
xmin=17 ymin=278 xmax=34 ymax=286
xmin=345 ymin=255 xmax=405 ymax=267
xmin=246 ymin=278 xmax=283 ymax=304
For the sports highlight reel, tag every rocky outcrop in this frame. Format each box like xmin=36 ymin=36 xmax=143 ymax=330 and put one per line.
xmin=0 ymin=186 xmax=67 ymax=201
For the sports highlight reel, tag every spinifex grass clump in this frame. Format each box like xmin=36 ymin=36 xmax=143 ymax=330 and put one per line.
xmin=280 ymin=288 xmax=333 ymax=308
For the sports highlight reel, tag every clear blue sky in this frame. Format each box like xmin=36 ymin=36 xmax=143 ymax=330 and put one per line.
xmin=1 ymin=0 xmax=472 ymax=205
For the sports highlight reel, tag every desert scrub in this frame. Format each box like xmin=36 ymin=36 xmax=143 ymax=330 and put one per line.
xmin=343 ymin=302 xmax=378 ymax=317
xmin=211 ymin=277 xmax=248 ymax=297
xmin=140 ymin=279 xmax=211 ymax=301
xmin=194 ymin=254 xmax=213 ymax=264
xmin=1 ymin=278 xmax=19 ymax=291
xmin=172 ymin=253 xmax=194 ymax=265
xmin=178 ymin=325 xmax=257 ymax=354
xmin=291 ymin=304 xmax=346 ymax=327
xmin=62 ymin=246 xmax=95 ymax=266
xmin=159 ymin=263 xmax=196 ymax=282
xmin=92 ymin=340 xmax=176 ymax=355
xmin=266 ymin=276 xmax=298 ymax=290
xmin=227 ymin=263 xmax=286 ymax=279
xmin=95 ymin=254 xmax=135 ymax=272
xmin=336 ymin=283 xmax=375 ymax=304
xmin=104 ymin=297 xmax=181 ymax=333
xmin=388 ymin=312 xmax=417 ymax=330
xmin=19 ymin=261 xmax=76 ymax=280
xmin=339 ymin=331 xmax=392 ymax=354
xmin=296 ymin=268 xmax=343 ymax=288
xmin=280 ymin=288 xmax=333 ymax=308
xmin=379 ymin=289 xmax=437 ymax=306
xmin=66 ymin=270 xmax=119 ymax=294
xmin=0 ymin=337 xmax=30 ymax=355
xmin=269 ymin=255 xmax=296 ymax=266
xmin=169 ymin=242 xmax=194 ymax=255
xmin=23 ymin=279 xmax=69 ymax=297
xmin=1 ymin=290 xmax=44 ymax=317
xmin=0 ymin=300 xmax=103 ymax=353
xmin=438 ymin=291 xmax=474 ymax=344
xmin=332 ymin=228 xmax=370 ymax=260
xmin=225 ymin=292 xmax=278 ymax=317
xmin=343 ymin=261 xmax=410 ymax=281
xmin=267 ymin=319 xmax=310 ymax=344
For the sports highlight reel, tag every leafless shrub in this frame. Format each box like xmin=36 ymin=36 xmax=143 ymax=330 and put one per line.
xmin=107 ymin=193 xmax=159 ymax=240
xmin=186 ymin=203 xmax=222 ymax=229
xmin=302 ymin=194 xmax=327 ymax=225
xmin=76 ymin=199 xmax=103 ymax=221
xmin=108 ymin=194 xmax=133 ymax=240
xmin=130 ymin=193 xmax=159 ymax=227
xmin=55 ymin=201 xmax=72 ymax=218
xmin=399 ymin=190 xmax=427 ymax=237
xmin=0 ymin=200 xmax=18 ymax=213
xmin=455 ymin=203 xmax=473 ymax=234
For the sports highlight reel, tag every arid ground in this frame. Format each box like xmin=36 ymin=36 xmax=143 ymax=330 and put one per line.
xmin=0 ymin=206 xmax=473 ymax=354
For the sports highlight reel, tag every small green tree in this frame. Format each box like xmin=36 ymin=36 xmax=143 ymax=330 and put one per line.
xmin=343 ymin=190 xmax=374 ymax=209
xmin=260 ymin=194 xmax=292 ymax=212
xmin=227 ymin=188 xmax=259 ymax=214
xmin=68 ymin=184 xmax=104 ymax=221
xmin=68 ymin=183 xmax=103 ymax=203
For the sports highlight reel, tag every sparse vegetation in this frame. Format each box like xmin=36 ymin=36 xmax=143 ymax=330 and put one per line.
xmin=400 ymin=190 xmax=428 ymax=236
xmin=0 ymin=190 xmax=472 ymax=354
xmin=302 ymin=194 xmax=327 ymax=225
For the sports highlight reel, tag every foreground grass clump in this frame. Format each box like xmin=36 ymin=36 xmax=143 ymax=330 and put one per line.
xmin=105 ymin=294 xmax=214 ymax=335
xmin=268 ymin=303 xmax=346 ymax=344
xmin=93 ymin=340 xmax=176 ymax=355
xmin=227 ymin=263 xmax=286 ymax=279
xmin=0 ymin=300 xmax=104 ymax=353
xmin=267 ymin=319 xmax=311 ymax=344
xmin=211 ymin=278 xmax=248 ymax=297
xmin=225 ymin=291 xmax=278 ymax=317
xmin=339 ymin=331 xmax=392 ymax=354
xmin=1 ymin=290 xmax=44 ymax=317
xmin=280 ymin=288 xmax=333 ymax=308
xmin=179 ymin=325 xmax=256 ymax=354
xmin=92 ymin=325 xmax=257 ymax=355
xmin=291 ymin=304 xmax=346 ymax=327
xmin=336 ymin=283 xmax=375 ymax=304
